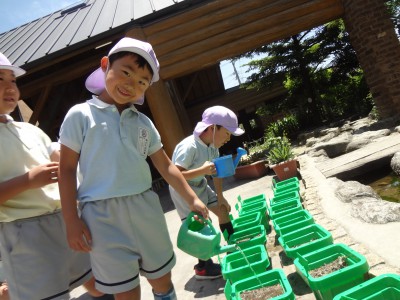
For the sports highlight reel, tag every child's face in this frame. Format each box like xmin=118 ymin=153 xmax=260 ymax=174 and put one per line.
xmin=0 ymin=69 xmax=20 ymax=115
xmin=102 ymin=54 xmax=152 ymax=106
xmin=213 ymin=126 xmax=232 ymax=148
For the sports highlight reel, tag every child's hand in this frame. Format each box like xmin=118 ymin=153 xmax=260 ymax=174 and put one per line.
xmin=27 ymin=162 xmax=59 ymax=189
xmin=202 ymin=161 xmax=216 ymax=176
xmin=65 ymin=218 xmax=92 ymax=252
xmin=190 ymin=198 xmax=209 ymax=220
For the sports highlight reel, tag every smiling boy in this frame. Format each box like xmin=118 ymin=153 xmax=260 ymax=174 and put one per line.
xmin=58 ymin=37 xmax=208 ymax=300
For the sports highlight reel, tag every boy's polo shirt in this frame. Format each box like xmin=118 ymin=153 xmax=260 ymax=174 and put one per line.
xmin=59 ymin=96 xmax=162 ymax=202
xmin=172 ymin=135 xmax=219 ymax=184
xmin=0 ymin=120 xmax=60 ymax=222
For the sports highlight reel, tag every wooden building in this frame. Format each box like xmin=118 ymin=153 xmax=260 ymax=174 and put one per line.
xmin=1 ymin=0 xmax=399 ymax=158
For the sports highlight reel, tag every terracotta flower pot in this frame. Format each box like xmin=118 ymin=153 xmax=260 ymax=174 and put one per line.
xmin=234 ymin=160 xmax=268 ymax=180
xmin=270 ymin=159 xmax=298 ymax=181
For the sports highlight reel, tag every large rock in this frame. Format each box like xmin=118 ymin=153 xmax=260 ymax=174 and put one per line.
xmin=332 ymin=178 xmax=400 ymax=224
xmin=312 ymin=132 xmax=352 ymax=158
xmin=346 ymin=129 xmax=391 ymax=152
xmin=391 ymin=152 xmax=400 ymax=176
xmin=334 ymin=179 xmax=379 ymax=203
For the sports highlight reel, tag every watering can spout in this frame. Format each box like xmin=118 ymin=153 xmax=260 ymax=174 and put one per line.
xmin=218 ymin=244 xmax=238 ymax=255
xmin=233 ymin=147 xmax=248 ymax=168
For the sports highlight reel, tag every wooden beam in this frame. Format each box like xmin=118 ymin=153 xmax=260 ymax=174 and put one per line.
xmin=159 ymin=0 xmax=342 ymax=68
xmin=160 ymin=2 xmax=343 ymax=79
xmin=29 ymin=85 xmax=52 ymax=125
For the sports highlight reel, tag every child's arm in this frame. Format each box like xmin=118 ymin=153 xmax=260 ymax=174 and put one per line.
xmin=0 ymin=163 xmax=59 ymax=204
xmin=59 ymin=145 xmax=92 ymax=252
xmin=150 ymin=149 xmax=209 ymax=219
xmin=212 ymin=177 xmax=231 ymax=213
xmin=178 ymin=161 xmax=217 ymax=180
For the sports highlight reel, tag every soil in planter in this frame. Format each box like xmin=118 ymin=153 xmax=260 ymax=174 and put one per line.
xmin=309 ymin=256 xmax=347 ymax=278
xmin=236 ymin=234 xmax=262 ymax=244
xmin=241 ymin=284 xmax=283 ymax=300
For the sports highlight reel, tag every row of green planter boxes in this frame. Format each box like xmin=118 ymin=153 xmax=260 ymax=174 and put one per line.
xmin=270 ymin=177 xmax=400 ymax=300
xmin=224 ymin=192 xmax=294 ymax=300
xmin=223 ymin=177 xmax=400 ymax=300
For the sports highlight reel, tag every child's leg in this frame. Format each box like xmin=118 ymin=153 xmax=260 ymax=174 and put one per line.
xmin=82 ymin=277 xmax=105 ymax=297
xmin=147 ymin=272 xmax=176 ymax=300
xmin=113 ymin=286 xmax=140 ymax=300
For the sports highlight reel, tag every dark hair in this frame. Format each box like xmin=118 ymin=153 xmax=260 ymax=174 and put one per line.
xmin=109 ymin=52 xmax=154 ymax=77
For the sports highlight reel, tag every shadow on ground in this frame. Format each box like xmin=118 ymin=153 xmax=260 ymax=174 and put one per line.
xmin=184 ymin=276 xmax=226 ymax=298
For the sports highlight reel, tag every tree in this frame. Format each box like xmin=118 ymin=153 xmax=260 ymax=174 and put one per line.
xmin=240 ymin=19 xmax=370 ymax=128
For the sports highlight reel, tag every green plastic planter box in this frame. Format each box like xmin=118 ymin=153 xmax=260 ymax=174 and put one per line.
xmin=237 ymin=193 xmax=266 ymax=207
xmin=278 ymin=224 xmax=333 ymax=259
xmin=272 ymin=176 xmax=299 ymax=188
xmin=273 ymin=209 xmax=315 ymax=236
xmin=273 ymin=181 xmax=300 ymax=196
xmin=221 ymin=244 xmax=270 ymax=283
xmin=237 ymin=200 xmax=269 ymax=228
xmin=224 ymin=268 xmax=295 ymax=300
xmin=294 ymin=243 xmax=370 ymax=300
xmin=333 ymin=273 xmax=400 ymax=300
xmin=231 ymin=211 xmax=264 ymax=232
xmin=268 ymin=197 xmax=303 ymax=220
xmin=269 ymin=190 xmax=301 ymax=206
xmin=228 ymin=225 xmax=266 ymax=251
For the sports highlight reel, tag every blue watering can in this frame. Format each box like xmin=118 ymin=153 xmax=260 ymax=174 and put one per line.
xmin=212 ymin=147 xmax=247 ymax=178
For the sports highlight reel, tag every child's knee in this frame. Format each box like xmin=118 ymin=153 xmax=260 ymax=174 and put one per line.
xmin=153 ymin=286 xmax=176 ymax=300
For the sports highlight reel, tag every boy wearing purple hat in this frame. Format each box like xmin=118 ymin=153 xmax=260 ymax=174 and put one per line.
xmin=169 ymin=105 xmax=245 ymax=279
xmin=0 ymin=52 xmax=104 ymax=299
xmin=58 ymin=37 xmax=208 ymax=299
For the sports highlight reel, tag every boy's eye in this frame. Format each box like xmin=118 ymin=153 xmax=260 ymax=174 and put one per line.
xmin=123 ymin=71 xmax=130 ymax=77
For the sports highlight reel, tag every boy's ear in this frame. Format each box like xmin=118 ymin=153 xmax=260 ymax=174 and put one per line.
xmin=100 ymin=56 xmax=109 ymax=72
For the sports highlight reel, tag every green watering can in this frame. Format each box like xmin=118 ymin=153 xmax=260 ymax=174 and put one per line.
xmin=177 ymin=212 xmax=237 ymax=260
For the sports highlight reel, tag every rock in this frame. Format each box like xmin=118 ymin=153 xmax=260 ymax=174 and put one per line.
xmin=334 ymin=180 xmax=379 ymax=203
xmin=312 ymin=132 xmax=352 ymax=158
xmin=391 ymin=152 xmax=400 ymax=176
xmin=346 ymin=129 xmax=391 ymax=152
xmin=351 ymin=198 xmax=400 ymax=224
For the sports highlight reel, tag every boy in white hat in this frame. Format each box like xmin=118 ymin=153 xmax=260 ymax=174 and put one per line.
xmin=169 ymin=105 xmax=245 ymax=279
xmin=58 ymin=37 xmax=208 ymax=299
xmin=0 ymin=52 xmax=105 ymax=299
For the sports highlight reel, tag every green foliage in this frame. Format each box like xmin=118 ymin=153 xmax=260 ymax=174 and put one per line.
xmin=239 ymin=140 xmax=268 ymax=166
xmin=267 ymin=136 xmax=295 ymax=165
xmin=368 ymin=105 xmax=380 ymax=120
xmin=264 ymin=114 xmax=299 ymax=139
xmin=237 ymin=19 xmax=373 ymax=128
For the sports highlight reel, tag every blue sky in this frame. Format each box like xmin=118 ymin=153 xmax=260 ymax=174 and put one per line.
xmin=0 ymin=0 xmax=77 ymax=34
xmin=0 ymin=0 xmax=259 ymax=89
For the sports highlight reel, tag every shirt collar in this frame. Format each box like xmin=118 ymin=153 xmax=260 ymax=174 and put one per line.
xmin=87 ymin=96 xmax=138 ymax=113
xmin=0 ymin=114 xmax=14 ymax=124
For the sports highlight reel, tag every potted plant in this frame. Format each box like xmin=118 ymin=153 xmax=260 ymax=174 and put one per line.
xmin=234 ymin=142 xmax=269 ymax=180
xmin=267 ymin=135 xmax=298 ymax=181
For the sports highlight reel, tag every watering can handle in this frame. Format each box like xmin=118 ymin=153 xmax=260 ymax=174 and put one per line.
xmin=188 ymin=211 xmax=212 ymax=227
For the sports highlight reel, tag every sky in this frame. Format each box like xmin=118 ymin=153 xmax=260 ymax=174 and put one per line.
xmin=0 ymin=0 xmax=260 ymax=89
xmin=0 ymin=0 xmax=78 ymax=34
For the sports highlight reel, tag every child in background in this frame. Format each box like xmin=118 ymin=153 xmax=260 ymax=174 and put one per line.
xmin=58 ymin=37 xmax=208 ymax=299
xmin=0 ymin=52 xmax=104 ymax=299
xmin=169 ymin=105 xmax=244 ymax=279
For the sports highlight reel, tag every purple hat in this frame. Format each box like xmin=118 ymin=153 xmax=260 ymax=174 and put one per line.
xmin=85 ymin=37 xmax=160 ymax=100
xmin=194 ymin=106 xmax=245 ymax=137
xmin=0 ymin=52 xmax=26 ymax=77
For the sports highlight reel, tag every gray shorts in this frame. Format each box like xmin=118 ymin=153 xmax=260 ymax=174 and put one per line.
xmin=0 ymin=211 xmax=92 ymax=300
xmin=80 ymin=190 xmax=176 ymax=294
xmin=169 ymin=178 xmax=218 ymax=220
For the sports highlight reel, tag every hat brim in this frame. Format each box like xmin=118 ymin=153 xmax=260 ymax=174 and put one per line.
xmin=85 ymin=67 xmax=105 ymax=95
xmin=193 ymin=121 xmax=244 ymax=137
xmin=0 ymin=65 xmax=26 ymax=77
